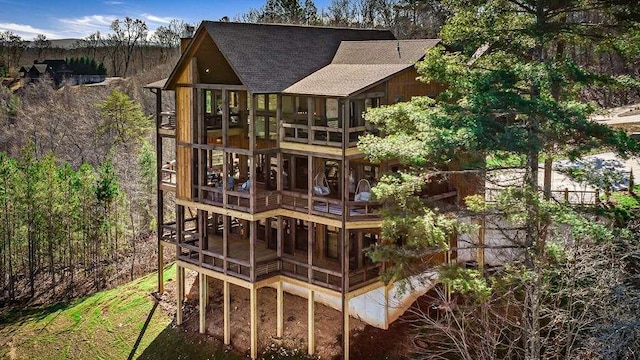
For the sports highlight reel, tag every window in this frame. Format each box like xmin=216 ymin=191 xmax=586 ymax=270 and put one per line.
xmin=282 ymin=96 xmax=294 ymax=114
xmin=255 ymin=116 xmax=277 ymax=140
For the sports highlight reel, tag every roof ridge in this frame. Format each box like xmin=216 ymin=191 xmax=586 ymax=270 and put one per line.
xmin=202 ymin=20 xmax=392 ymax=32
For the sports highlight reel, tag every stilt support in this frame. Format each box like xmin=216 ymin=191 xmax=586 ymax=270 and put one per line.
xmin=277 ymin=282 xmax=284 ymax=338
xmin=343 ymin=298 xmax=349 ymax=360
xmin=177 ymin=265 xmax=184 ymax=325
xmin=308 ymin=289 xmax=315 ymax=355
xmin=199 ymin=272 xmax=206 ymax=334
xmin=224 ymin=280 xmax=230 ymax=345
xmin=157 ymin=242 xmax=164 ymax=294
xmin=250 ymin=286 xmax=258 ymax=359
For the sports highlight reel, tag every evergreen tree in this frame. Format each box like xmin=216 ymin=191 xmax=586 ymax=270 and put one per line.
xmin=360 ymin=1 xmax=640 ymax=358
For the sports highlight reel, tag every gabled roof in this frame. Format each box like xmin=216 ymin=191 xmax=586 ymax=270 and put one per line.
xmin=164 ymin=21 xmax=396 ymax=93
xmin=332 ymin=39 xmax=440 ymax=65
xmin=284 ymin=39 xmax=440 ymax=97
xmin=32 ymin=64 xmax=49 ymax=74
xmin=284 ymin=64 xmax=408 ymax=97
xmin=145 ymin=78 xmax=168 ymax=89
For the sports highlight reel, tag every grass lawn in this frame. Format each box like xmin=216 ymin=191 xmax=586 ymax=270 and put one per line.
xmin=0 ymin=264 xmax=242 ymax=360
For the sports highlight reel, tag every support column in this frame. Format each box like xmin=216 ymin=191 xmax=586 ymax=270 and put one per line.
xmin=308 ymin=289 xmax=315 ymax=355
xmin=343 ymin=298 xmax=349 ymax=360
xmin=158 ymin=242 xmax=164 ymax=293
xmin=250 ymin=286 xmax=258 ymax=359
xmin=177 ymin=265 xmax=184 ymax=325
xmin=276 ymin=282 xmax=284 ymax=338
xmin=477 ymin=218 xmax=485 ymax=271
xmin=199 ymin=272 xmax=206 ymax=334
xmin=223 ymin=280 xmax=230 ymax=345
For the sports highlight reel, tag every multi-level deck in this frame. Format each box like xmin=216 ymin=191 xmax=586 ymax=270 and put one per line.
xmin=148 ymin=21 xmax=481 ymax=360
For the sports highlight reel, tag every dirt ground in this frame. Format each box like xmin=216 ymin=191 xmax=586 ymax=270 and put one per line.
xmin=159 ymin=269 xmax=414 ymax=359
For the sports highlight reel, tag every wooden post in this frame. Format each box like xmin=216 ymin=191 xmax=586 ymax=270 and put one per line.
xmin=199 ymin=272 xmax=206 ymax=334
xmin=223 ymin=215 xmax=228 ymax=275
xmin=307 ymin=97 xmax=314 ymax=144
xmin=250 ymin=221 xmax=257 ymax=282
xmin=250 ymin=155 xmax=256 ymax=212
xmin=177 ymin=265 xmax=184 ymax=325
xmin=342 ymin=297 xmax=349 ymax=360
xmin=341 ymin=99 xmax=350 ymax=360
xmin=308 ymin=289 xmax=315 ymax=355
xmin=543 ymin=157 xmax=552 ymax=200
xmin=276 ymin=281 xmax=284 ymax=338
xmin=249 ymin=93 xmax=256 ymax=151
xmin=250 ymin=286 xmax=258 ymax=360
xmin=158 ymin=242 xmax=164 ymax=294
xmin=477 ymin=218 xmax=485 ymax=271
xmin=564 ymin=188 xmax=569 ymax=203
xmin=383 ymin=285 xmax=390 ymax=330
xmin=308 ymin=155 xmax=313 ymax=216
xmin=223 ymin=280 xmax=230 ymax=345
xmin=154 ymin=88 xmax=164 ymax=295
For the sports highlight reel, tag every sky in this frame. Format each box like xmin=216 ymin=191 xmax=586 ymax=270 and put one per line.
xmin=0 ymin=0 xmax=330 ymax=40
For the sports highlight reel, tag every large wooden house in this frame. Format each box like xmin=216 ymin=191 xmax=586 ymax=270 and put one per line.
xmin=146 ymin=21 xmax=481 ymax=359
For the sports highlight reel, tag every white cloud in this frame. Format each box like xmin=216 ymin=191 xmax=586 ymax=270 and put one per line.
xmin=56 ymin=14 xmax=118 ymax=38
xmin=0 ymin=22 xmax=61 ymax=40
xmin=141 ymin=13 xmax=174 ymax=25
xmin=104 ymin=1 xmax=124 ymax=4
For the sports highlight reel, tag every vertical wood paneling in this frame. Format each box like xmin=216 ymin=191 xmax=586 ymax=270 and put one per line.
xmin=176 ymin=59 xmax=193 ymax=200
xmin=385 ymin=67 xmax=444 ymax=103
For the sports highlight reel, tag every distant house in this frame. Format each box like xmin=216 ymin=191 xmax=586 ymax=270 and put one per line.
xmin=19 ymin=59 xmax=104 ymax=87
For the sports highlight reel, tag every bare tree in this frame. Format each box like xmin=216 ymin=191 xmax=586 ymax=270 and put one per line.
xmin=0 ymin=31 xmax=25 ymax=73
xmin=152 ymin=19 xmax=185 ymax=61
xmin=32 ymin=34 xmax=51 ymax=60
xmin=109 ymin=17 xmax=148 ymax=77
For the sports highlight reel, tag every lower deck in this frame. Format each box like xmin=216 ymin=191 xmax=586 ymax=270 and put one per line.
xmin=177 ymin=232 xmax=384 ymax=293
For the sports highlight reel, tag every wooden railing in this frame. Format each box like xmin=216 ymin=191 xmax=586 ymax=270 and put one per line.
xmin=256 ymin=256 xmax=281 ymax=279
xmin=282 ymin=122 xmax=375 ymax=148
xmin=310 ymin=196 xmax=343 ymax=219
xmin=160 ymin=111 xmax=176 ymax=129
xmin=348 ymin=126 xmax=368 ymax=147
xmin=346 ymin=200 xmax=382 ymax=220
xmin=282 ymin=123 xmax=309 ymax=143
xmin=161 ymin=160 xmax=176 ymax=186
xmin=281 ymin=190 xmax=309 ymax=212
xmin=486 ymin=187 xmax=600 ymax=206
xmin=348 ymin=264 xmax=382 ymax=291
xmin=198 ymin=186 xmax=280 ymax=213
xmin=311 ymin=125 xmax=342 ymax=146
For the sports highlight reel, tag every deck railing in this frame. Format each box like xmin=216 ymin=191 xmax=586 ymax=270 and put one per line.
xmin=486 ymin=187 xmax=601 ymax=206
xmin=281 ymin=122 xmax=376 ymax=148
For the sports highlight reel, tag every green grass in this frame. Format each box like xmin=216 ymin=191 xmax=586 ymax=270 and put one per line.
xmin=608 ymin=185 xmax=640 ymax=223
xmin=0 ymin=264 xmax=242 ymax=360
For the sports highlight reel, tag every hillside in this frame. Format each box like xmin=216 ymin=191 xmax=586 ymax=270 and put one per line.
xmin=0 ymin=264 xmax=241 ymax=360
xmin=0 ymin=262 xmax=416 ymax=360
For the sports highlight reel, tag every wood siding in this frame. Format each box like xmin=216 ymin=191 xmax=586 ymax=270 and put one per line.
xmin=176 ymin=60 xmax=193 ymax=200
xmin=385 ymin=67 xmax=443 ymax=103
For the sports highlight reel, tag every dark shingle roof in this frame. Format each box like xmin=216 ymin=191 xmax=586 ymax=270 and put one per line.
xmin=166 ymin=21 xmax=395 ymax=93
xmin=284 ymin=39 xmax=440 ymax=97
xmin=332 ymin=39 xmax=440 ymax=65
xmin=284 ymin=64 xmax=408 ymax=97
